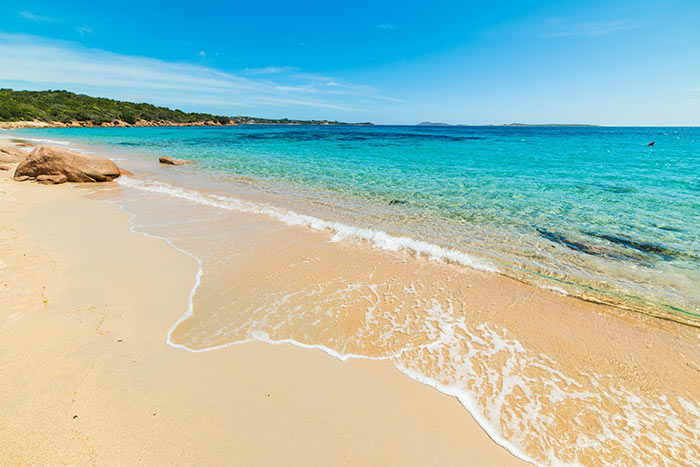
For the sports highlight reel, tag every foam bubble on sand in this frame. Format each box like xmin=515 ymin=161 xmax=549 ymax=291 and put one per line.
xmin=118 ymin=177 xmax=496 ymax=273
xmin=540 ymin=285 xmax=569 ymax=295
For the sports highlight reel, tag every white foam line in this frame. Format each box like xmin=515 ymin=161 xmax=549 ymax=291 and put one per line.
xmin=108 ymin=200 xmax=204 ymax=352
xmin=393 ymin=362 xmax=542 ymax=467
xmin=84 ymin=187 xmax=203 ymax=351
xmin=178 ymin=331 xmax=404 ymax=361
xmin=1 ymin=134 xmax=85 ymax=153
xmin=117 ymin=176 xmax=497 ymax=273
xmin=4 ymin=136 xmax=73 ymax=146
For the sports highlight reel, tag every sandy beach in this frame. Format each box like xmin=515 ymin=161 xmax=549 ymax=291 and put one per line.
xmin=0 ymin=139 xmax=528 ymax=465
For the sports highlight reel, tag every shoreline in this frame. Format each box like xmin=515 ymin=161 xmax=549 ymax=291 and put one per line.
xmin=0 ymin=139 xmax=528 ymax=465
xmin=117 ymin=175 xmax=700 ymax=329
xmin=5 ymin=127 xmax=697 ymax=328
xmin=0 ymin=121 xmax=374 ymax=130
xmin=3 ymin=135 xmax=700 ymax=465
xmin=0 ymin=120 xmax=238 ymax=129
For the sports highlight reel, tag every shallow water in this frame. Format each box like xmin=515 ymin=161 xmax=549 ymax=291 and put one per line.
xmin=7 ymin=125 xmax=699 ymax=321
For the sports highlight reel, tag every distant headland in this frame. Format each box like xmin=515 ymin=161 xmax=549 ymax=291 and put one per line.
xmin=0 ymin=89 xmax=373 ymax=128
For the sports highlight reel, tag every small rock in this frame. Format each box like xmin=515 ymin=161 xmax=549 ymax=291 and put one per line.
xmin=37 ymin=174 xmax=68 ymax=185
xmin=13 ymin=175 xmax=31 ymax=182
xmin=119 ymin=168 xmax=134 ymax=176
xmin=0 ymin=165 xmax=10 ymax=171
xmin=159 ymin=156 xmax=196 ymax=166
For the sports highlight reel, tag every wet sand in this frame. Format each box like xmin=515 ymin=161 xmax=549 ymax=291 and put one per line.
xmin=0 ymin=142 xmax=527 ymax=465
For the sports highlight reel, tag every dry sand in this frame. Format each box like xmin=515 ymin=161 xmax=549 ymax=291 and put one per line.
xmin=0 ymin=141 xmax=527 ymax=465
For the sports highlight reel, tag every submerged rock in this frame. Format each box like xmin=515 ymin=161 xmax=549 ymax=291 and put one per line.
xmin=0 ymin=164 xmax=10 ymax=171
xmin=14 ymin=145 xmax=121 ymax=182
xmin=534 ymin=227 xmax=639 ymax=260
xmin=159 ymin=156 xmax=196 ymax=166
xmin=388 ymin=199 xmax=406 ymax=205
xmin=589 ymin=232 xmax=698 ymax=261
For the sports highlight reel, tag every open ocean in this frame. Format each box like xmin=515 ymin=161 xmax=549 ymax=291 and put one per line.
xmin=7 ymin=125 xmax=699 ymax=322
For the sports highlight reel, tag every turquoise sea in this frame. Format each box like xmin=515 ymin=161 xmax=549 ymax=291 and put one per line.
xmin=6 ymin=125 xmax=700 ymax=321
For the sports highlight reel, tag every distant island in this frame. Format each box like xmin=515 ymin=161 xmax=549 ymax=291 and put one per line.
xmin=0 ymin=89 xmax=372 ymax=128
xmin=416 ymin=121 xmax=453 ymax=126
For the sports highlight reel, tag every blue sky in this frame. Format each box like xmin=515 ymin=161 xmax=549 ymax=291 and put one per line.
xmin=1 ymin=0 xmax=699 ymax=124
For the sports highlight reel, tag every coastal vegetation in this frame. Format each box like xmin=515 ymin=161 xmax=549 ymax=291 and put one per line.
xmin=0 ymin=89 xmax=369 ymax=126
xmin=0 ymin=89 xmax=231 ymax=125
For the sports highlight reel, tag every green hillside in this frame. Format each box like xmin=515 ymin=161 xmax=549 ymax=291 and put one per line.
xmin=0 ymin=89 xmax=231 ymax=125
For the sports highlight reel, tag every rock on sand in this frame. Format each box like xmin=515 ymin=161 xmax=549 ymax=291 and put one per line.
xmin=14 ymin=145 xmax=122 ymax=183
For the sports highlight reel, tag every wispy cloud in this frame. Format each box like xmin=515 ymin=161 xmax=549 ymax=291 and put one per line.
xmin=291 ymin=72 xmax=336 ymax=82
xmin=0 ymin=32 xmax=402 ymax=116
xmin=76 ymin=25 xmax=93 ymax=36
xmin=376 ymin=23 xmax=398 ymax=30
xmin=18 ymin=11 xmax=57 ymax=22
xmin=257 ymin=96 xmax=362 ymax=112
xmin=275 ymin=72 xmax=407 ymax=102
xmin=241 ymin=66 xmax=299 ymax=75
xmin=543 ymin=19 xmax=637 ymax=38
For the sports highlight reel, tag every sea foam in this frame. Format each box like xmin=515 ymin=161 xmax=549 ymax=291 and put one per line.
xmin=117 ymin=177 xmax=496 ymax=273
